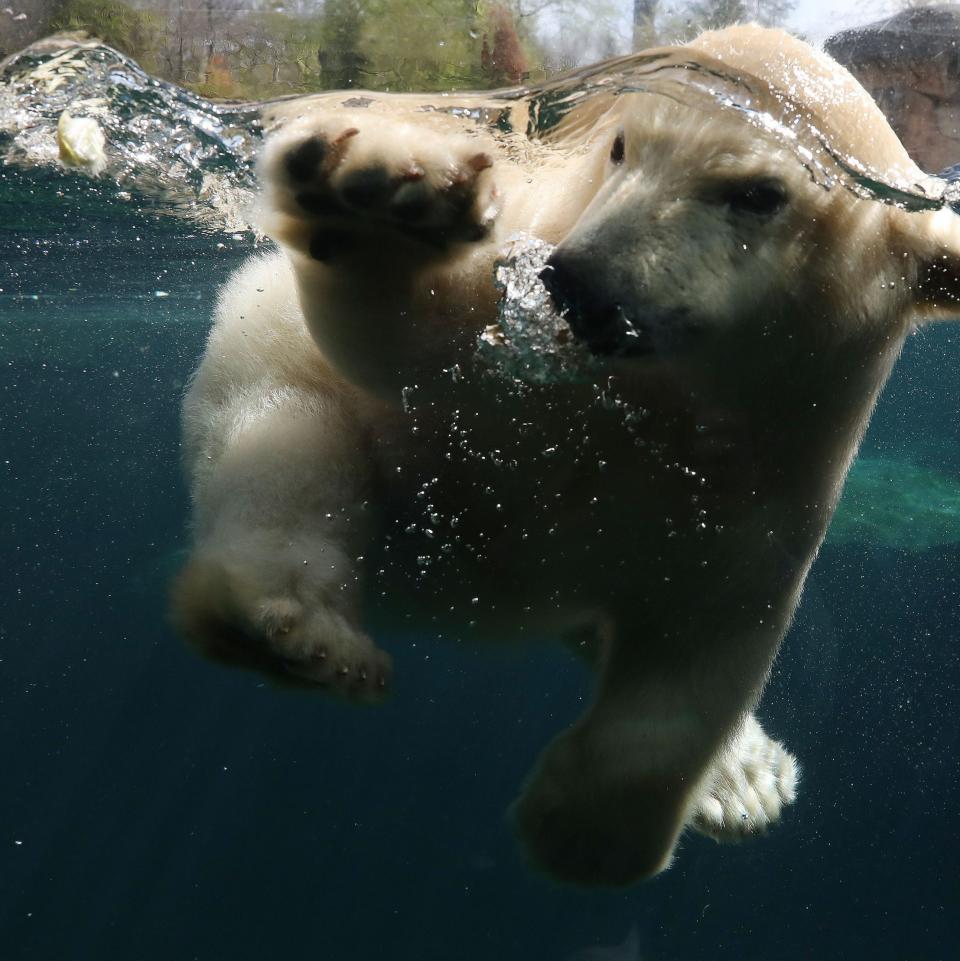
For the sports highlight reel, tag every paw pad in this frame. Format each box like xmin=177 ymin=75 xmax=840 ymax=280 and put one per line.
xmin=265 ymin=118 xmax=500 ymax=257
xmin=284 ymin=128 xmax=358 ymax=183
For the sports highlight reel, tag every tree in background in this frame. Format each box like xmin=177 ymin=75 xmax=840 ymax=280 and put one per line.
xmin=633 ymin=0 xmax=658 ymax=48
xmin=740 ymin=0 xmax=794 ymax=27
xmin=316 ymin=0 xmax=367 ymax=88
xmin=356 ymin=0 xmax=545 ymax=90
xmin=538 ymin=0 xmax=623 ymax=71
xmin=50 ymin=0 xmax=163 ymax=70
xmin=481 ymin=3 xmax=528 ymax=84
xmin=684 ymin=0 xmax=747 ymax=31
xmin=358 ymin=0 xmax=483 ymax=89
xmin=17 ymin=0 xmax=800 ymax=99
xmin=654 ymin=0 xmax=794 ymax=44
xmin=200 ymin=51 xmax=240 ymax=97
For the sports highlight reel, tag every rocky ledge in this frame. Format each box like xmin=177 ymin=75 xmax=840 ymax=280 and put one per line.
xmin=827 ymin=6 xmax=960 ymax=174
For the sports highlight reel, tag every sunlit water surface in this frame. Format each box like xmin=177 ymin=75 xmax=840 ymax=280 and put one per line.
xmin=1 ymin=37 xmax=959 ymax=961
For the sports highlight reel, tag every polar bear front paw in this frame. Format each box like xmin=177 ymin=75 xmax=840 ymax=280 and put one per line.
xmin=262 ymin=115 xmax=501 ymax=259
xmin=171 ymin=555 xmax=392 ymax=703
xmin=690 ymin=714 xmax=799 ymax=841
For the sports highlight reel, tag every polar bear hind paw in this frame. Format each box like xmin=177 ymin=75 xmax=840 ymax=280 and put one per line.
xmin=171 ymin=555 xmax=392 ymax=703
xmin=262 ymin=115 xmax=500 ymax=258
xmin=257 ymin=597 xmax=392 ymax=701
xmin=690 ymin=715 xmax=799 ymax=841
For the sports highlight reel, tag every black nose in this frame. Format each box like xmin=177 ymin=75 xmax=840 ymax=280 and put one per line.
xmin=540 ymin=250 xmax=627 ymax=354
xmin=539 ymin=250 xmax=594 ymax=319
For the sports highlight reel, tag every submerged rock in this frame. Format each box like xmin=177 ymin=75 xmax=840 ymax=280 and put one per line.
xmin=829 ymin=457 xmax=960 ymax=550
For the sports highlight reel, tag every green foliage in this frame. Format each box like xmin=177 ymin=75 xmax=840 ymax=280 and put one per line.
xmin=184 ymin=0 xmax=540 ymax=99
xmin=50 ymin=0 xmax=797 ymax=100
xmin=51 ymin=0 xmax=163 ymax=68
xmin=318 ymin=0 xmax=368 ymax=89
xmin=359 ymin=0 xmax=486 ymax=90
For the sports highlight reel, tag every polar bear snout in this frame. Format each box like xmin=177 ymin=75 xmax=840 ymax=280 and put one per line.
xmin=541 ymin=251 xmax=654 ymax=357
xmin=539 ymin=249 xmax=593 ymax=318
xmin=541 ymin=250 xmax=701 ymax=358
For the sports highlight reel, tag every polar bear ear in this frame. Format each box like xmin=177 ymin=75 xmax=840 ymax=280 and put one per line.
xmin=906 ymin=207 xmax=960 ymax=321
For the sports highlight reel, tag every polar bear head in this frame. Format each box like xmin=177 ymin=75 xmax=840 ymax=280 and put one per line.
xmin=541 ymin=26 xmax=960 ymax=374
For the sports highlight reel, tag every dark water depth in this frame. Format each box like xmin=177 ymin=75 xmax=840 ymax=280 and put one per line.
xmin=1 ymin=153 xmax=959 ymax=961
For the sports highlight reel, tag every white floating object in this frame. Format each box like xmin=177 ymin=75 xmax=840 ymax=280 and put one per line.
xmin=56 ymin=111 xmax=107 ymax=174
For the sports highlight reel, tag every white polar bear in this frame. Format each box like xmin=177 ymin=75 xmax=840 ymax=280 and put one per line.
xmin=172 ymin=25 xmax=960 ymax=886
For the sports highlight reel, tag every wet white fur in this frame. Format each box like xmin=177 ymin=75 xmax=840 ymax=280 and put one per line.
xmin=173 ymin=26 xmax=960 ymax=885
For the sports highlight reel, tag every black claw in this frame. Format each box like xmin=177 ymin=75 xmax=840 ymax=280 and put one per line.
xmin=285 ymin=136 xmax=328 ymax=182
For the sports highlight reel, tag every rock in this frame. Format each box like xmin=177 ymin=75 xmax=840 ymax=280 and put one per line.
xmin=826 ymin=6 xmax=960 ymax=174
xmin=0 ymin=0 xmax=63 ymax=61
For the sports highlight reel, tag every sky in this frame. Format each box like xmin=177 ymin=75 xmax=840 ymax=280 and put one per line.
xmin=585 ymin=0 xmax=911 ymax=62
xmin=788 ymin=0 xmax=901 ymax=44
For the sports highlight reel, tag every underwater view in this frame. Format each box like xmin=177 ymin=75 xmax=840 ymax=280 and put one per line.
xmin=2 ymin=4 xmax=960 ymax=960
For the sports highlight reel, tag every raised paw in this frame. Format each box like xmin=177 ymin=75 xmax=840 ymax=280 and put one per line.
xmin=260 ymin=113 xmax=501 ymax=259
xmin=690 ymin=714 xmax=799 ymax=841
xmin=171 ymin=553 xmax=391 ymax=703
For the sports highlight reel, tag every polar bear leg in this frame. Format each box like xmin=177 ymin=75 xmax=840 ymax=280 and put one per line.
xmin=558 ymin=625 xmax=800 ymax=844
xmin=689 ymin=713 xmax=799 ymax=840
xmin=513 ymin=615 xmax=789 ymax=886
xmin=173 ymin=389 xmax=391 ymax=701
xmin=257 ymin=113 xmax=500 ymax=398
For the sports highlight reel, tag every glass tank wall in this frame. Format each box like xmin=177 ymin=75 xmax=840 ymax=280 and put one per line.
xmin=1 ymin=2 xmax=958 ymax=959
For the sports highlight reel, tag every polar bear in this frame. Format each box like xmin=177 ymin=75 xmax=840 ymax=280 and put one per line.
xmin=171 ymin=25 xmax=960 ymax=886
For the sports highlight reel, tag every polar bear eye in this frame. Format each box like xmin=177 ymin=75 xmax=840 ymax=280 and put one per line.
xmin=721 ymin=179 xmax=789 ymax=217
xmin=610 ymin=132 xmax=625 ymax=165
